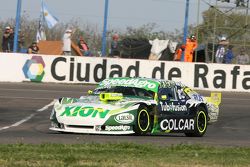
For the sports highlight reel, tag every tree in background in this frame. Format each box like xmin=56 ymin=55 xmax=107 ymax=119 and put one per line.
xmin=195 ymin=6 xmax=250 ymax=48
xmin=0 ymin=15 xmax=182 ymax=54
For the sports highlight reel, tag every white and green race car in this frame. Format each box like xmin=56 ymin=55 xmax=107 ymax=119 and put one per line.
xmin=50 ymin=77 xmax=221 ymax=137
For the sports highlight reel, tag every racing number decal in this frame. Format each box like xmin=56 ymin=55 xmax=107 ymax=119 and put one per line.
xmin=177 ymin=89 xmax=186 ymax=100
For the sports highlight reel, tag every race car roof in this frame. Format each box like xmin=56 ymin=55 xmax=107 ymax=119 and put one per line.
xmin=97 ymin=77 xmax=176 ymax=93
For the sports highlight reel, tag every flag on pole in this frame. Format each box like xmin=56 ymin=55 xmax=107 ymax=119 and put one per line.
xmin=41 ymin=0 xmax=59 ymax=29
xmin=36 ymin=14 xmax=46 ymax=42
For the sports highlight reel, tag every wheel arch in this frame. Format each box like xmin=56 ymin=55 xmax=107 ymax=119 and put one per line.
xmin=185 ymin=102 xmax=208 ymax=137
xmin=189 ymin=102 xmax=208 ymax=115
xmin=133 ymin=102 xmax=156 ymax=116
xmin=197 ymin=103 xmax=208 ymax=114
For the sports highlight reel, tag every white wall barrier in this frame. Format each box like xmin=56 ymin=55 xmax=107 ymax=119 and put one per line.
xmin=0 ymin=53 xmax=250 ymax=92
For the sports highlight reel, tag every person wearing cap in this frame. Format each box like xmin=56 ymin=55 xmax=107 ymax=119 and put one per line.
xmin=27 ymin=41 xmax=39 ymax=54
xmin=184 ymin=35 xmax=198 ymax=62
xmin=62 ymin=29 xmax=72 ymax=55
xmin=1 ymin=26 xmax=11 ymax=52
xmin=215 ymin=36 xmax=228 ymax=63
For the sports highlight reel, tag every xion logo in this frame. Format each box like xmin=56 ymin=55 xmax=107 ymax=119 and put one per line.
xmin=23 ymin=56 xmax=45 ymax=82
xmin=60 ymin=106 xmax=110 ymax=118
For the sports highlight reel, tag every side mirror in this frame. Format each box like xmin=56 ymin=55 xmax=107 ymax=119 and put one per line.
xmin=88 ymin=90 xmax=93 ymax=95
xmin=160 ymin=95 xmax=168 ymax=101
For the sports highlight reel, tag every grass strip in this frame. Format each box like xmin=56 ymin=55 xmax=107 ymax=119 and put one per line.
xmin=0 ymin=143 xmax=250 ymax=167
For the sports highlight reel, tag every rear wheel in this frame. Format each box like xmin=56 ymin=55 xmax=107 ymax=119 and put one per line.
xmin=185 ymin=107 xmax=207 ymax=137
xmin=134 ymin=106 xmax=151 ymax=135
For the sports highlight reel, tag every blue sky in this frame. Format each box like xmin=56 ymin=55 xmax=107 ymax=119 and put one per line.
xmin=0 ymin=0 xmax=233 ymax=32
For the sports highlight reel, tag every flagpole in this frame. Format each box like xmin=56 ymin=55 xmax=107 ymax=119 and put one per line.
xmin=181 ymin=0 xmax=190 ymax=61
xmin=13 ymin=0 xmax=22 ymax=52
xmin=101 ymin=0 xmax=109 ymax=57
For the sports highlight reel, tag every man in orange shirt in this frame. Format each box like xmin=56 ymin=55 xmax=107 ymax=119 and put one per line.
xmin=184 ymin=35 xmax=198 ymax=62
xmin=173 ymin=44 xmax=185 ymax=61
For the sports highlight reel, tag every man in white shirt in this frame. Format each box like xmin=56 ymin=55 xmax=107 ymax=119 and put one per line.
xmin=62 ymin=29 xmax=72 ymax=55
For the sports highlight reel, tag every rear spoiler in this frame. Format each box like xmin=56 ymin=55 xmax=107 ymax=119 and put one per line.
xmin=205 ymin=92 xmax=221 ymax=106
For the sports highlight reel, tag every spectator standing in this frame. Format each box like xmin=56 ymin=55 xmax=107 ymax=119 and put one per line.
xmin=62 ymin=29 xmax=72 ymax=55
xmin=224 ymin=45 xmax=234 ymax=64
xmin=236 ymin=49 xmax=250 ymax=65
xmin=8 ymin=27 xmax=14 ymax=52
xmin=184 ymin=35 xmax=198 ymax=62
xmin=215 ymin=36 xmax=228 ymax=63
xmin=173 ymin=44 xmax=185 ymax=61
xmin=110 ymin=34 xmax=120 ymax=57
xmin=18 ymin=32 xmax=26 ymax=53
xmin=78 ymin=37 xmax=92 ymax=56
xmin=27 ymin=41 xmax=39 ymax=54
xmin=1 ymin=26 xmax=11 ymax=52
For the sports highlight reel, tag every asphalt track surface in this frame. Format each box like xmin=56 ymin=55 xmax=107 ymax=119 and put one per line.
xmin=0 ymin=82 xmax=250 ymax=147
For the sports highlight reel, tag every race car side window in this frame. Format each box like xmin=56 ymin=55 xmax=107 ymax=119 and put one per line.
xmin=134 ymin=88 xmax=154 ymax=99
xmin=158 ymin=87 xmax=177 ymax=101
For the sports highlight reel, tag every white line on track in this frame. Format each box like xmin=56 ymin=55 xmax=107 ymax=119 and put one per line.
xmin=37 ymin=100 xmax=56 ymax=112
xmin=0 ymin=99 xmax=56 ymax=131
xmin=0 ymin=96 xmax=53 ymax=100
xmin=0 ymin=88 xmax=82 ymax=93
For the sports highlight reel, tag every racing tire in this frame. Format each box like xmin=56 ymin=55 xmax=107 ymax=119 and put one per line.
xmin=185 ymin=107 xmax=207 ymax=137
xmin=134 ymin=105 xmax=151 ymax=135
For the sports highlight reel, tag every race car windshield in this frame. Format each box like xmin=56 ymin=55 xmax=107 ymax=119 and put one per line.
xmin=93 ymin=86 xmax=154 ymax=99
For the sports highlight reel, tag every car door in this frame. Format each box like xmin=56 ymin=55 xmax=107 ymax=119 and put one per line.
xmin=157 ymin=85 xmax=188 ymax=116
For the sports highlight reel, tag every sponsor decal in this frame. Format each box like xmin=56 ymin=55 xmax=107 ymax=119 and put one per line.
xmin=160 ymin=119 xmax=194 ymax=131
xmin=159 ymin=102 xmax=187 ymax=112
xmin=100 ymin=78 xmax=158 ymax=91
xmin=194 ymin=64 xmax=250 ymax=90
xmin=114 ymin=113 xmax=134 ymax=124
xmin=51 ymin=58 xmax=140 ymax=82
xmin=191 ymin=94 xmax=203 ymax=101
xmin=60 ymin=106 xmax=110 ymax=118
xmin=99 ymin=93 xmax=123 ymax=101
xmin=49 ymin=57 xmax=250 ymax=91
xmin=160 ymin=119 xmax=195 ymax=131
xmin=23 ymin=56 xmax=45 ymax=82
xmin=105 ymin=125 xmax=131 ymax=131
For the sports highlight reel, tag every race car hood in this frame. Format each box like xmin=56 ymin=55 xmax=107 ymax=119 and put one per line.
xmin=53 ymin=95 xmax=156 ymax=126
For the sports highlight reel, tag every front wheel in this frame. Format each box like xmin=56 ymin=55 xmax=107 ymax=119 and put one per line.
xmin=185 ymin=107 xmax=207 ymax=137
xmin=134 ymin=106 xmax=151 ymax=135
